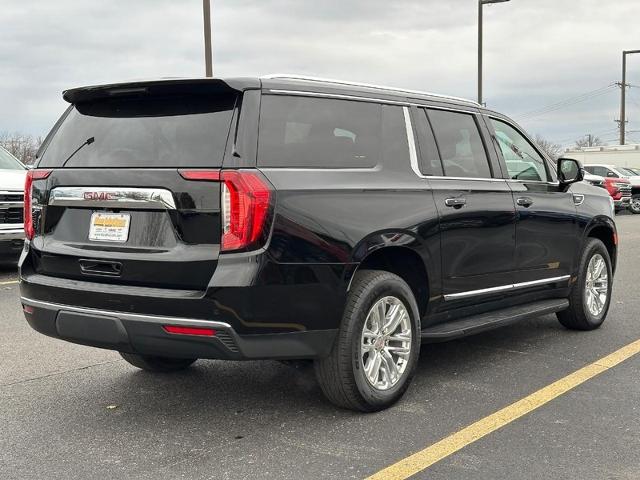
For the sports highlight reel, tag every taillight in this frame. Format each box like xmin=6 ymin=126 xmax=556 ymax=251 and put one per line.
xmin=24 ymin=169 xmax=52 ymax=240
xmin=179 ymin=169 xmax=274 ymax=252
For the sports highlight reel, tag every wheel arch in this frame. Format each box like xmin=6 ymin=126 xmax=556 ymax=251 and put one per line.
xmin=347 ymin=244 xmax=431 ymax=319
xmin=584 ymin=217 xmax=617 ymax=274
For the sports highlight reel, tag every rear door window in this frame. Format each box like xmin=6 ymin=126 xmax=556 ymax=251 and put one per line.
xmin=426 ymin=109 xmax=492 ymax=179
xmin=38 ymin=94 xmax=237 ymax=168
xmin=258 ymin=95 xmax=380 ymax=168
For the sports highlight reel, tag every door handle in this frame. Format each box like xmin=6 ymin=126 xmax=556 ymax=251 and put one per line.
xmin=445 ymin=197 xmax=466 ymax=208
xmin=516 ymin=197 xmax=534 ymax=207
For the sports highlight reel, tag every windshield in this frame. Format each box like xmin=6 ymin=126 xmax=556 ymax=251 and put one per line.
xmin=39 ymin=93 xmax=237 ymax=168
xmin=0 ymin=147 xmax=26 ymax=170
xmin=618 ymin=167 xmax=637 ymax=176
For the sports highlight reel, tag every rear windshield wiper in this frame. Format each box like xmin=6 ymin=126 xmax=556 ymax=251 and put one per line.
xmin=60 ymin=137 xmax=95 ymax=168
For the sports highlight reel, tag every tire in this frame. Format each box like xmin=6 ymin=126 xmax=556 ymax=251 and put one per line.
xmin=314 ymin=270 xmax=421 ymax=412
xmin=119 ymin=352 xmax=197 ymax=372
xmin=629 ymin=195 xmax=640 ymax=214
xmin=557 ymin=238 xmax=612 ymax=331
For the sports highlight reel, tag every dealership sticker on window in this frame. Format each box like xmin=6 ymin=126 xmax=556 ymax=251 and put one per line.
xmin=88 ymin=212 xmax=131 ymax=243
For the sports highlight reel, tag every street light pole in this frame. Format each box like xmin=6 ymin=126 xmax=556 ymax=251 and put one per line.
xmin=620 ymin=49 xmax=640 ymax=145
xmin=203 ymin=0 xmax=213 ymax=77
xmin=478 ymin=0 xmax=510 ymax=105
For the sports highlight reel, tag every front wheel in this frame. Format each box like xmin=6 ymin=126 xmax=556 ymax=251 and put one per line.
xmin=557 ymin=238 xmax=612 ymax=330
xmin=119 ymin=352 xmax=197 ymax=372
xmin=314 ymin=270 xmax=421 ymax=412
xmin=629 ymin=195 xmax=640 ymax=214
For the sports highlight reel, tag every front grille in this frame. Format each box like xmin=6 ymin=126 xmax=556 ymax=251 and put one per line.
xmin=0 ymin=207 xmax=24 ymax=224
xmin=0 ymin=193 xmax=23 ymax=202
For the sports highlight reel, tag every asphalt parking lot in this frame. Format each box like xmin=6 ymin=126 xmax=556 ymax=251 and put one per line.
xmin=1 ymin=215 xmax=639 ymax=480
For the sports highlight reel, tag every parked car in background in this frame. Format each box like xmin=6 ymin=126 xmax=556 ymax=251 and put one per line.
xmin=582 ymin=172 xmax=606 ymax=189
xmin=19 ymin=76 xmax=617 ymax=411
xmin=0 ymin=146 xmax=27 ymax=263
xmin=583 ymin=164 xmax=639 ymax=213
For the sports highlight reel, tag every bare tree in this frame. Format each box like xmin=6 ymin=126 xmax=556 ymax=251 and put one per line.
xmin=0 ymin=131 xmax=43 ymax=165
xmin=574 ymin=134 xmax=605 ymax=149
xmin=534 ymin=134 xmax=562 ymax=160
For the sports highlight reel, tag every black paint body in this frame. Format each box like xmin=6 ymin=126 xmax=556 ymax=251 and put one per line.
xmin=19 ymin=77 xmax=617 ymax=359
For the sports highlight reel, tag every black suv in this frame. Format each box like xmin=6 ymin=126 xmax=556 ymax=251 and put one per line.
xmin=20 ymin=75 xmax=617 ymax=411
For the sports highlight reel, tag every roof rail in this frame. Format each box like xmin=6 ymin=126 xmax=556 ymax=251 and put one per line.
xmin=262 ymin=74 xmax=480 ymax=106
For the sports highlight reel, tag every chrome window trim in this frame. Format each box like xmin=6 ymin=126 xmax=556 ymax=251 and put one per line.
xmin=403 ymin=106 xmax=422 ymax=178
xmin=48 ymin=187 xmax=177 ymax=210
xmin=443 ymin=275 xmax=571 ymax=301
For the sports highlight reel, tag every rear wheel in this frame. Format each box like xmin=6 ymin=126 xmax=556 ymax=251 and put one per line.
xmin=557 ymin=238 xmax=612 ymax=331
xmin=119 ymin=352 xmax=197 ymax=372
xmin=629 ymin=195 xmax=640 ymax=214
xmin=314 ymin=270 xmax=421 ymax=412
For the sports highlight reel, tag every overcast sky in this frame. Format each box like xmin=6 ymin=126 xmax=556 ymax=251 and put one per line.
xmin=3 ymin=0 xmax=640 ymax=148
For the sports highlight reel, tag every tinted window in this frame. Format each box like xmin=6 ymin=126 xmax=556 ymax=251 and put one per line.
xmin=258 ymin=95 xmax=380 ymax=168
xmin=490 ymin=119 xmax=548 ymax=182
xmin=414 ymin=109 xmax=442 ymax=175
xmin=39 ymin=94 xmax=236 ymax=168
xmin=0 ymin=147 xmax=25 ymax=170
xmin=381 ymin=105 xmax=410 ymax=167
xmin=427 ymin=109 xmax=491 ymax=178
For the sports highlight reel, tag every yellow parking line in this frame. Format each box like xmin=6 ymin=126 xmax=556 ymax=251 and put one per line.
xmin=367 ymin=338 xmax=640 ymax=480
xmin=0 ymin=280 xmax=19 ymax=286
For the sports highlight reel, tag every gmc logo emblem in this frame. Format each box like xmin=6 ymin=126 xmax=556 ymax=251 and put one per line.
xmin=84 ymin=192 xmax=115 ymax=201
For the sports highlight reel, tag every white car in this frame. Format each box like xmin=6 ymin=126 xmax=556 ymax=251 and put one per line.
xmin=583 ymin=163 xmax=640 ymax=214
xmin=0 ymin=146 xmax=27 ymax=262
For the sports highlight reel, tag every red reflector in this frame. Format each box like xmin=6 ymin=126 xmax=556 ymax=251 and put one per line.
xmin=163 ymin=325 xmax=217 ymax=336
xmin=178 ymin=169 xmax=221 ymax=181
xmin=24 ymin=169 xmax=52 ymax=240
xmin=613 ymin=232 xmax=618 ymax=245
xmin=23 ymin=305 xmax=34 ymax=315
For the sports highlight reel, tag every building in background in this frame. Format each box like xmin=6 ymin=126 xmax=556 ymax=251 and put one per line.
xmin=564 ymin=144 xmax=640 ymax=168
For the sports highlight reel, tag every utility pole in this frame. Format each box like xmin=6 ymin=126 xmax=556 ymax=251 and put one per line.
xmin=620 ymin=50 xmax=640 ymax=144
xmin=478 ymin=0 xmax=510 ymax=105
xmin=203 ymin=0 xmax=213 ymax=77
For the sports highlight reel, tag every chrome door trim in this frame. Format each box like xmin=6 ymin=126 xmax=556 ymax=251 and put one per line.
xmin=48 ymin=187 xmax=177 ymax=210
xmin=443 ymin=275 xmax=571 ymax=301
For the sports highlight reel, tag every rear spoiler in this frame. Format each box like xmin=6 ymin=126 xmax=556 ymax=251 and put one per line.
xmin=62 ymin=77 xmax=261 ymax=104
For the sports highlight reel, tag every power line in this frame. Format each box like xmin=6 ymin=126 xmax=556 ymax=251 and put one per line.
xmin=516 ymin=84 xmax=617 ymax=120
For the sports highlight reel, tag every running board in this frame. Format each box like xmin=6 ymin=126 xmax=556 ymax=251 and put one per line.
xmin=421 ymin=299 xmax=570 ymax=343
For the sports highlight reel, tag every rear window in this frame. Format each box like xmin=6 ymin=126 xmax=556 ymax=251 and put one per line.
xmin=39 ymin=94 xmax=236 ymax=168
xmin=258 ymin=95 xmax=381 ymax=168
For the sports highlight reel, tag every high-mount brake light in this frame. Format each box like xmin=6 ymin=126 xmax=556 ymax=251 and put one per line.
xmin=179 ymin=169 xmax=273 ymax=252
xmin=24 ymin=169 xmax=52 ymax=240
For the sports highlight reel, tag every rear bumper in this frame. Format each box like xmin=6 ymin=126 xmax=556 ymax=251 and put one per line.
xmin=20 ymin=297 xmax=337 ymax=360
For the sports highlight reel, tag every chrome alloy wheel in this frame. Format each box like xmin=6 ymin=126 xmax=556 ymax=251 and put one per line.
xmin=585 ymin=253 xmax=609 ymax=317
xmin=360 ymin=296 xmax=412 ymax=391
xmin=631 ymin=196 xmax=640 ymax=213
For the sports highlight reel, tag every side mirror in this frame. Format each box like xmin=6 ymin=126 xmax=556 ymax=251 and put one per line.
xmin=557 ymin=158 xmax=584 ymax=187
